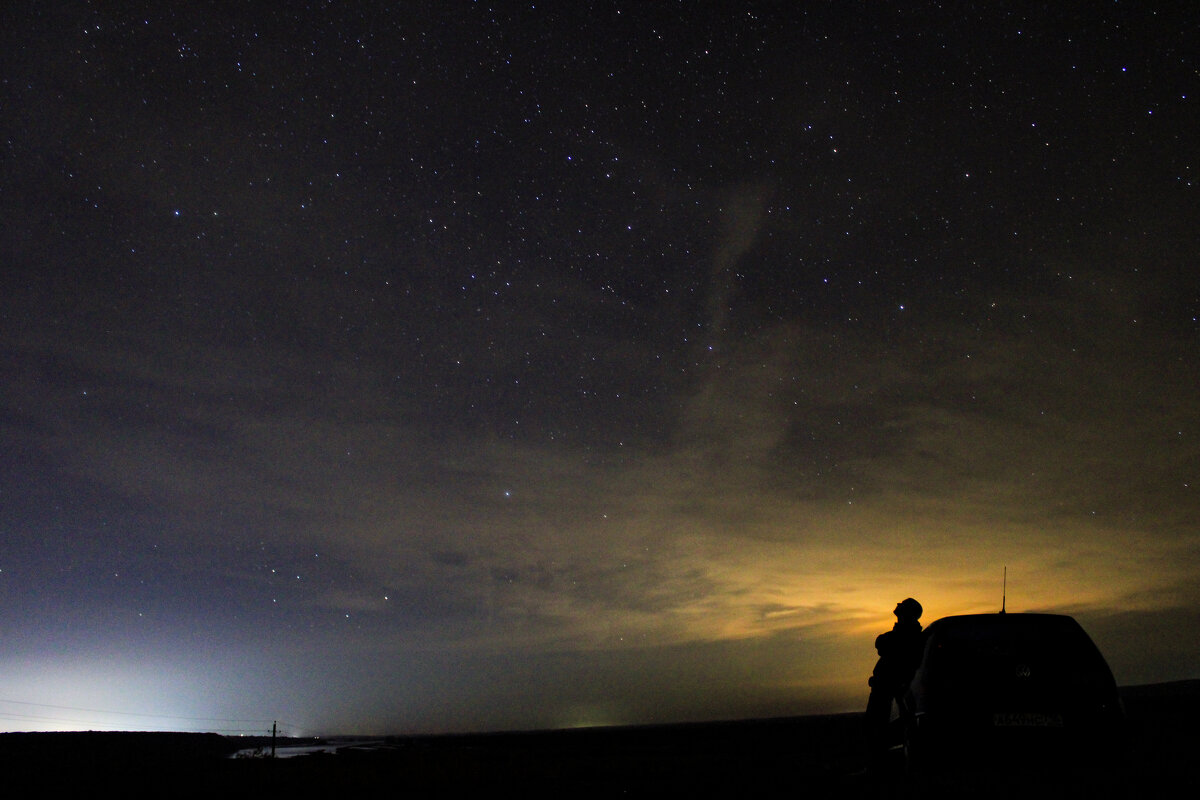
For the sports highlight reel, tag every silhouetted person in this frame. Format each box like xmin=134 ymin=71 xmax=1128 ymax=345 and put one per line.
xmin=864 ymin=597 xmax=924 ymax=770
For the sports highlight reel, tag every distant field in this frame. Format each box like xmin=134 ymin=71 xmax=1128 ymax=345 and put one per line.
xmin=2 ymin=682 xmax=1196 ymax=797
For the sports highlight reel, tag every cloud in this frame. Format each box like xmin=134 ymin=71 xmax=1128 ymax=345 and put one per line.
xmin=6 ymin=211 xmax=1196 ymax=724
xmin=705 ymin=184 xmax=772 ymax=346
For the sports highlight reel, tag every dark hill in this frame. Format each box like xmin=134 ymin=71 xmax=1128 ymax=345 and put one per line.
xmin=2 ymin=681 xmax=1197 ymax=797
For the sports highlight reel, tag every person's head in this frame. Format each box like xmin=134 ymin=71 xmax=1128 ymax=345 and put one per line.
xmin=894 ymin=597 xmax=922 ymax=622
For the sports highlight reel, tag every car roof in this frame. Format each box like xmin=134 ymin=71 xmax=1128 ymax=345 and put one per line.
xmin=926 ymin=612 xmax=1082 ymax=628
xmin=920 ymin=613 xmax=1110 ymax=665
xmin=923 ymin=612 xmax=1091 ymax=639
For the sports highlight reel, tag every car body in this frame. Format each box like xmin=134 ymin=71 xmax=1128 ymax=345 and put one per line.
xmin=900 ymin=613 xmax=1124 ymax=778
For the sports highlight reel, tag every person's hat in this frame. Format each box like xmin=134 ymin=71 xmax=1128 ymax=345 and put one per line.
xmin=896 ymin=597 xmax=922 ymax=620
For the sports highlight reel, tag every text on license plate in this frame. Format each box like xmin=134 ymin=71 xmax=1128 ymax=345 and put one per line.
xmin=993 ymin=712 xmax=1064 ymax=727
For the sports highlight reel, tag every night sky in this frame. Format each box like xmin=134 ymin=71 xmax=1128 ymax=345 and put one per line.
xmin=2 ymin=2 xmax=1197 ymax=735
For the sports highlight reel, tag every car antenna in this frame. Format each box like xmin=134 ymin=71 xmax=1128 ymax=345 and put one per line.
xmin=1000 ymin=565 xmax=1007 ymax=615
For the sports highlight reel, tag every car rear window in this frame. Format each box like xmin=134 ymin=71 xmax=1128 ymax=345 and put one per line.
xmin=921 ymin=615 xmax=1112 ymax=685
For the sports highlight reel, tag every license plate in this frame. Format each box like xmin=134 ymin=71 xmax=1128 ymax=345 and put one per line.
xmin=993 ymin=712 xmax=1063 ymax=727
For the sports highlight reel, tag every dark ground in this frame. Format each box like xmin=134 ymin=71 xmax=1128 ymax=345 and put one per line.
xmin=3 ymin=681 xmax=1196 ymax=798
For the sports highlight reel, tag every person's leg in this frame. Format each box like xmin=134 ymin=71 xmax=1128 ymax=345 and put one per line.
xmin=863 ymin=688 xmax=893 ymax=772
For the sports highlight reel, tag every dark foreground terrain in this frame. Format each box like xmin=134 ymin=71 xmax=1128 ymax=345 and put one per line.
xmin=2 ymin=681 xmax=1196 ymax=798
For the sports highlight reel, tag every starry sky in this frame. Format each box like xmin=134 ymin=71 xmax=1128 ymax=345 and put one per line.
xmin=1 ymin=2 xmax=1197 ymax=735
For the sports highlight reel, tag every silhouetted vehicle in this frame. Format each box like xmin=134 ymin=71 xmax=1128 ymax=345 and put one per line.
xmin=900 ymin=613 xmax=1124 ymax=781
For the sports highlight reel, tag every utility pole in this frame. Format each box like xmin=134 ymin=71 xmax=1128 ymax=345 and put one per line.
xmin=1001 ymin=566 xmax=1007 ymax=614
xmin=271 ymin=720 xmax=277 ymax=759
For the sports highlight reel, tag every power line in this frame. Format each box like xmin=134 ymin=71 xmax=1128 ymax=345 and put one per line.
xmin=0 ymin=711 xmax=271 ymax=734
xmin=0 ymin=696 xmax=275 ymax=726
xmin=0 ymin=698 xmax=297 ymax=734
